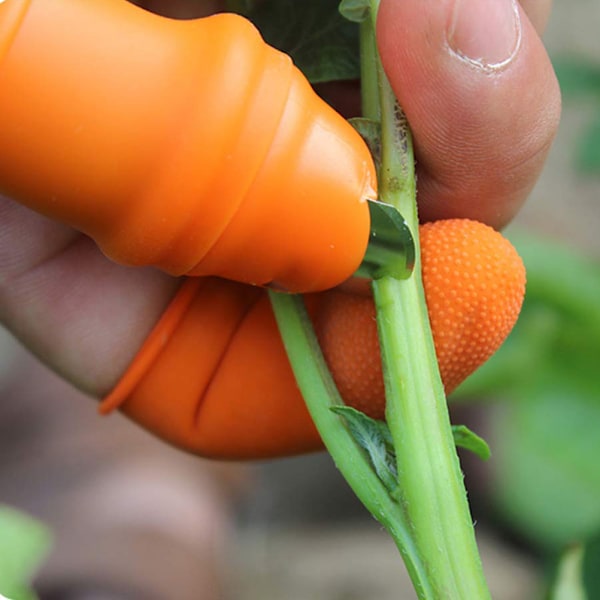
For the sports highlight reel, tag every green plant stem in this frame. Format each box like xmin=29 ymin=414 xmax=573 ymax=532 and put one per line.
xmin=359 ymin=11 xmax=380 ymax=123
xmin=268 ymin=292 xmax=432 ymax=596
xmin=364 ymin=2 xmax=491 ymax=598
xmin=272 ymin=1 xmax=492 ymax=597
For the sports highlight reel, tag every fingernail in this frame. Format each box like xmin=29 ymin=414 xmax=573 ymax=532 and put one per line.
xmin=447 ymin=0 xmax=522 ymax=71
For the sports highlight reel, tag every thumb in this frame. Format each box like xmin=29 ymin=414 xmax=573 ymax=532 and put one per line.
xmin=377 ymin=0 xmax=561 ymax=228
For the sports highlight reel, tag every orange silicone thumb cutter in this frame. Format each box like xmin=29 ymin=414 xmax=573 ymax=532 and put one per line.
xmin=101 ymin=277 xmax=324 ymax=459
xmin=0 ymin=0 xmax=375 ymax=293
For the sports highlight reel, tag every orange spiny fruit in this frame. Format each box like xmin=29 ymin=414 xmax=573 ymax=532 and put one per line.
xmin=314 ymin=218 xmax=526 ymax=419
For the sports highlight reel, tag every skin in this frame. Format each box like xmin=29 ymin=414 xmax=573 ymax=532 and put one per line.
xmin=0 ymin=0 xmax=559 ymax=399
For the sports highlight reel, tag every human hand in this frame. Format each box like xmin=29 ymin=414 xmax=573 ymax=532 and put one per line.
xmin=377 ymin=0 xmax=558 ymax=227
xmin=0 ymin=0 xmax=559 ymax=455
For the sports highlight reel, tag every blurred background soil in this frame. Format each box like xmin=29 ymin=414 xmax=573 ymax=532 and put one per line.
xmin=1 ymin=1 xmax=599 ymax=598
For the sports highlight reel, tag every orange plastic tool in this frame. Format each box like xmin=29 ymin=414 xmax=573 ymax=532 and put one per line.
xmin=0 ymin=0 xmax=375 ymax=293
xmin=101 ymin=277 xmax=324 ymax=459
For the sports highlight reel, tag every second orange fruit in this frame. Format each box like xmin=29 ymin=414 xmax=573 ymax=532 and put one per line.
xmin=314 ymin=219 xmax=526 ymax=419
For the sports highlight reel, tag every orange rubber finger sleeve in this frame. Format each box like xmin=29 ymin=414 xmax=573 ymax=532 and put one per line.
xmin=0 ymin=0 xmax=375 ymax=293
xmin=100 ymin=277 xmax=323 ymax=460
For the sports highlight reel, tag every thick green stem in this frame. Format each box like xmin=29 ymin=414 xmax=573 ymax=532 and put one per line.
xmin=374 ymin=274 xmax=491 ymax=598
xmin=271 ymin=2 xmax=492 ymax=598
xmin=365 ymin=3 xmax=491 ymax=598
xmin=268 ymin=291 xmax=433 ymax=596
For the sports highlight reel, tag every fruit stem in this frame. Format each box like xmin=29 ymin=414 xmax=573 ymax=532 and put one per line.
xmin=364 ymin=2 xmax=491 ymax=598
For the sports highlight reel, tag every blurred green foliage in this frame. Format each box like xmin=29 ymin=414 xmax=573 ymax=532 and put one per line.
xmin=554 ymin=56 xmax=600 ymax=173
xmin=454 ymin=235 xmax=600 ymax=551
xmin=0 ymin=506 xmax=51 ymax=600
xmin=546 ymin=538 xmax=600 ymax=599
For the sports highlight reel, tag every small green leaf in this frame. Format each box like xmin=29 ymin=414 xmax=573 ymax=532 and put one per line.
xmin=451 ymin=425 xmax=491 ymax=461
xmin=0 ymin=506 xmax=52 ymax=600
xmin=331 ymin=406 xmax=399 ymax=495
xmin=348 ymin=117 xmax=381 ymax=165
xmin=339 ymin=0 xmax=370 ymax=23
xmin=230 ymin=0 xmax=360 ymax=83
xmin=355 ymin=200 xmax=415 ymax=282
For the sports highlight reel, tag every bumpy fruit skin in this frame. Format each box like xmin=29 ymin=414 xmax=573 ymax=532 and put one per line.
xmin=315 ymin=219 xmax=526 ymax=420
xmin=419 ymin=219 xmax=526 ymax=393
xmin=313 ymin=293 xmax=382 ymax=417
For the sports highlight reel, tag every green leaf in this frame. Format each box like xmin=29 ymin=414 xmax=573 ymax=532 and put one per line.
xmin=451 ymin=425 xmax=491 ymax=461
xmin=229 ymin=0 xmax=360 ymax=83
xmin=330 ymin=406 xmax=398 ymax=494
xmin=331 ymin=410 xmax=491 ymax=488
xmin=0 ymin=506 xmax=52 ymax=600
xmin=339 ymin=0 xmax=370 ymax=23
xmin=348 ymin=117 xmax=381 ymax=165
xmin=355 ymin=200 xmax=415 ymax=282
